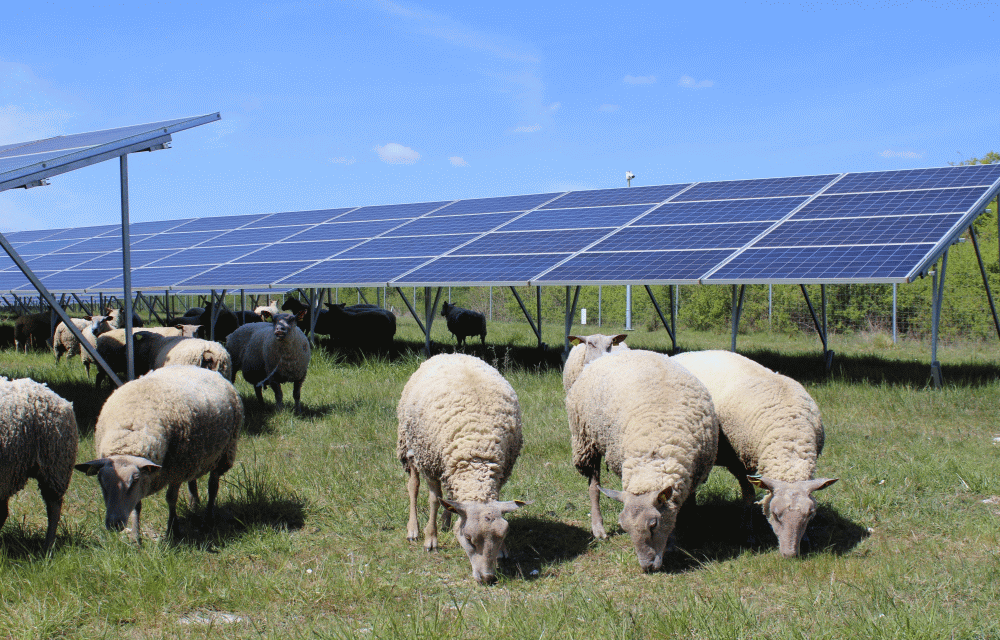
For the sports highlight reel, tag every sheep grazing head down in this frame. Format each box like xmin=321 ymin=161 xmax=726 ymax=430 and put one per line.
xmin=261 ymin=310 xmax=306 ymax=339
xmin=600 ymin=485 xmax=675 ymax=572
xmin=750 ymin=476 xmax=838 ymax=558
xmin=441 ymin=498 xmax=528 ymax=585
xmin=75 ymin=456 xmax=162 ymax=532
xmin=568 ymin=333 xmax=628 ymax=366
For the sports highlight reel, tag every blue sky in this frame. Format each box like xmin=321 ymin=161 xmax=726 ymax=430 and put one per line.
xmin=1 ymin=0 xmax=998 ymax=232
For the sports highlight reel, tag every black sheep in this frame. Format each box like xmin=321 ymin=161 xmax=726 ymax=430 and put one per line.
xmin=440 ymin=302 xmax=486 ymax=348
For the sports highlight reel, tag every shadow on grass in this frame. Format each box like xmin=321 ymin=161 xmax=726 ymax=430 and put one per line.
xmin=313 ymin=338 xmax=567 ymax=374
xmin=0 ymin=523 xmax=97 ymax=560
xmin=689 ymin=347 xmax=1000 ymax=389
xmin=167 ymin=462 xmax=307 ymax=549
xmin=501 ymin=515 xmax=592 ymax=579
xmin=657 ymin=494 xmax=870 ymax=572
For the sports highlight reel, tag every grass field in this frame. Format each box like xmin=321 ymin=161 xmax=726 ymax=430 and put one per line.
xmin=1 ymin=318 xmax=999 ymax=639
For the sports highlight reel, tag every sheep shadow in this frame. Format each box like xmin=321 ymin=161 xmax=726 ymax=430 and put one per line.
xmin=0 ymin=526 xmax=97 ymax=560
xmin=656 ymin=494 xmax=869 ymax=572
xmin=500 ymin=515 xmax=592 ymax=579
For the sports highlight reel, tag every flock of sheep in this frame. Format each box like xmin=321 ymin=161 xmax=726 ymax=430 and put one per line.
xmin=2 ymin=298 xmax=837 ymax=586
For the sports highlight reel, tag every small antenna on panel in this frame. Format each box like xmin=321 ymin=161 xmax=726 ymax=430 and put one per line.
xmin=626 ymin=171 xmax=635 ymax=187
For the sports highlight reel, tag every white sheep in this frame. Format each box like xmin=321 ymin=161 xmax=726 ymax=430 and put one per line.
xmin=253 ymin=300 xmax=280 ymax=317
xmin=135 ymin=332 xmax=233 ymax=381
xmin=397 ymin=353 xmax=527 ymax=584
xmin=0 ymin=377 xmax=79 ymax=552
xmin=75 ymin=366 xmax=242 ymax=542
xmin=226 ymin=310 xmax=311 ymax=413
xmin=567 ymin=349 xmax=718 ymax=572
xmin=671 ymin=350 xmax=837 ymax=558
xmin=563 ymin=333 xmax=628 ymax=392
xmin=52 ymin=317 xmax=95 ymax=363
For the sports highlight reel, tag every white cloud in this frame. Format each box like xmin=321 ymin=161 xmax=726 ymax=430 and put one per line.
xmin=547 ymin=102 xmax=561 ymax=113
xmin=598 ymin=104 xmax=620 ymax=112
xmin=0 ymin=61 xmax=75 ymax=143
xmin=623 ymin=75 xmax=656 ymax=85
xmin=374 ymin=143 xmax=421 ymax=164
xmin=678 ymin=75 xmax=714 ymax=89
xmin=509 ymin=124 xmax=541 ymax=133
xmin=449 ymin=156 xmax=468 ymax=167
xmin=0 ymin=104 xmax=72 ymax=145
xmin=330 ymin=156 xmax=357 ymax=165
xmin=881 ymin=149 xmax=924 ymax=159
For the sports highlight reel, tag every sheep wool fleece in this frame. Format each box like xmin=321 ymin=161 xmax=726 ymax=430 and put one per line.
xmin=567 ymin=350 xmax=718 ymax=498
xmin=0 ymin=377 xmax=79 ymax=509
xmin=94 ymin=366 xmax=241 ymax=495
xmin=671 ymin=350 xmax=823 ymax=483
xmin=397 ymin=354 xmax=522 ymax=502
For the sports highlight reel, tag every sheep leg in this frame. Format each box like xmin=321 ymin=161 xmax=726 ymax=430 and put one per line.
xmin=424 ymin=477 xmax=444 ymax=551
xmin=165 ymin=483 xmax=181 ymax=538
xmin=254 ymin=384 xmax=265 ymax=405
xmin=406 ymin=460 xmax=421 ymax=542
xmin=292 ymin=380 xmax=303 ymax=414
xmin=132 ymin=500 xmax=143 ymax=546
xmin=188 ymin=480 xmax=200 ymax=507
xmin=271 ymin=382 xmax=284 ymax=410
xmin=84 ymin=361 xmax=91 ymax=377
xmin=0 ymin=499 xmax=8 ymax=532
xmin=588 ymin=469 xmax=607 ymax=539
xmin=38 ymin=480 xmax=63 ymax=553
xmin=206 ymin=471 xmax=220 ymax=525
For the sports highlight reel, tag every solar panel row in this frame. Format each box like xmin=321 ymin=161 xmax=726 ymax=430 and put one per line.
xmin=3 ymin=163 xmax=1000 ymax=293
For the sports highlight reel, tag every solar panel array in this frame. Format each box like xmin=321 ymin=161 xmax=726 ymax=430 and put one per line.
xmin=0 ymin=113 xmax=220 ymax=193
xmin=2 ymin=163 xmax=999 ymax=293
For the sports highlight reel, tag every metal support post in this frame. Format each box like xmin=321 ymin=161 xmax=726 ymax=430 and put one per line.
xmin=598 ymin=285 xmax=602 ymax=327
xmin=394 ymin=287 xmax=426 ymax=335
xmin=800 ymin=285 xmax=833 ymax=371
xmin=730 ymin=284 xmax=745 ymax=352
xmin=625 ymin=285 xmax=632 ymax=330
xmin=645 ymin=285 xmax=676 ymax=352
xmin=930 ymin=251 xmax=949 ymax=388
xmin=423 ymin=287 xmax=443 ymax=356
xmin=536 ymin=286 xmax=542 ymax=347
xmin=120 ymin=154 xmax=135 ymax=382
xmin=892 ymin=284 xmax=898 ymax=344
xmin=564 ymin=286 xmax=581 ymax=355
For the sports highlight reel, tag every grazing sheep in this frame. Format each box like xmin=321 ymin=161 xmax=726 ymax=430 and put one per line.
xmin=397 ymin=353 xmax=527 ymax=584
xmin=281 ymin=298 xmax=329 ymax=335
xmin=52 ymin=317 xmax=94 ymax=363
xmin=14 ymin=312 xmax=51 ymax=353
xmin=567 ymin=349 xmax=718 ymax=572
xmin=135 ymin=332 xmax=233 ymax=381
xmin=92 ymin=329 xmax=158 ymax=389
xmin=563 ymin=333 xmax=629 ymax=392
xmin=0 ymin=377 xmax=79 ymax=552
xmin=440 ymin=302 xmax=486 ymax=348
xmin=671 ymin=350 xmax=837 ymax=558
xmin=164 ymin=303 xmax=237 ymax=342
xmin=324 ymin=303 xmax=396 ymax=351
xmin=226 ymin=310 xmax=311 ymax=413
xmin=75 ymin=366 xmax=242 ymax=542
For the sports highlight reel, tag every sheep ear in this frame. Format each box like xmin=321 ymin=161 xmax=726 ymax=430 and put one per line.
xmin=599 ymin=486 xmax=623 ymax=502
xmin=75 ymin=458 xmax=112 ymax=476
xmin=612 ymin=334 xmax=628 ymax=345
xmin=568 ymin=335 xmax=584 ymax=345
xmin=806 ymin=477 xmax=838 ymax=493
xmin=656 ymin=486 xmax=673 ymax=506
xmin=497 ymin=499 xmax=532 ymax=514
xmin=748 ymin=475 xmax=781 ymax=492
xmin=440 ymin=498 xmax=466 ymax=517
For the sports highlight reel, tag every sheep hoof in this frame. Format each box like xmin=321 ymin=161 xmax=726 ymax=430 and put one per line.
xmin=424 ymin=537 xmax=439 ymax=551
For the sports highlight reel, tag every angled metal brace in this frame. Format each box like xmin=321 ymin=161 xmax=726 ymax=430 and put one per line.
xmin=509 ymin=286 xmax=542 ymax=347
xmin=644 ymin=285 xmax=676 ymax=352
xmin=730 ymin=284 xmax=746 ymax=352
xmin=800 ymin=284 xmax=834 ymax=371
xmin=394 ymin=287 xmax=426 ymax=336
xmin=564 ymin=286 xmax=581 ymax=355
xmin=424 ymin=287 xmax=443 ymax=355
xmin=930 ymin=250 xmax=950 ymax=388
xmin=969 ymin=226 xmax=1000 ymax=341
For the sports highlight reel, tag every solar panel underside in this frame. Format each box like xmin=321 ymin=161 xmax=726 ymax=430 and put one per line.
xmin=3 ymin=164 xmax=1000 ymax=293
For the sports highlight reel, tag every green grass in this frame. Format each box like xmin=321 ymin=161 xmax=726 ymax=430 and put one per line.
xmin=1 ymin=319 xmax=999 ymax=639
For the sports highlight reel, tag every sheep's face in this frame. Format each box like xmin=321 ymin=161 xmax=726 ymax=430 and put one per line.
xmin=441 ymin=499 xmax=527 ymax=585
xmin=269 ymin=311 xmax=305 ymax=340
xmin=75 ymin=456 xmax=161 ymax=531
xmin=89 ymin=314 xmax=113 ymax=336
xmin=606 ymin=486 xmax=675 ymax=572
xmin=568 ymin=333 xmax=628 ymax=367
xmin=751 ymin=476 xmax=838 ymax=558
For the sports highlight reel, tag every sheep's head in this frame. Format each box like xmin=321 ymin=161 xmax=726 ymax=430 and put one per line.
xmin=440 ymin=302 xmax=453 ymax=317
xmin=749 ymin=476 xmax=838 ymax=558
xmin=601 ymin=485 xmax=675 ymax=572
xmin=88 ymin=314 xmax=114 ymax=336
xmin=75 ymin=456 xmax=162 ymax=531
xmin=440 ymin=498 xmax=528 ymax=585
xmin=568 ymin=333 xmax=628 ymax=366
xmin=262 ymin=310 xmax=305 ymax=340
xmin=174 ymin=323 xmax=203 ymax=338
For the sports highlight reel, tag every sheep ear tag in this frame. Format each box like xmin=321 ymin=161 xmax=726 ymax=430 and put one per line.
xmin=74 ymin=458 xmax=112 ymax=476
xmin=568 ymin=335 xmax=584 ymax=346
